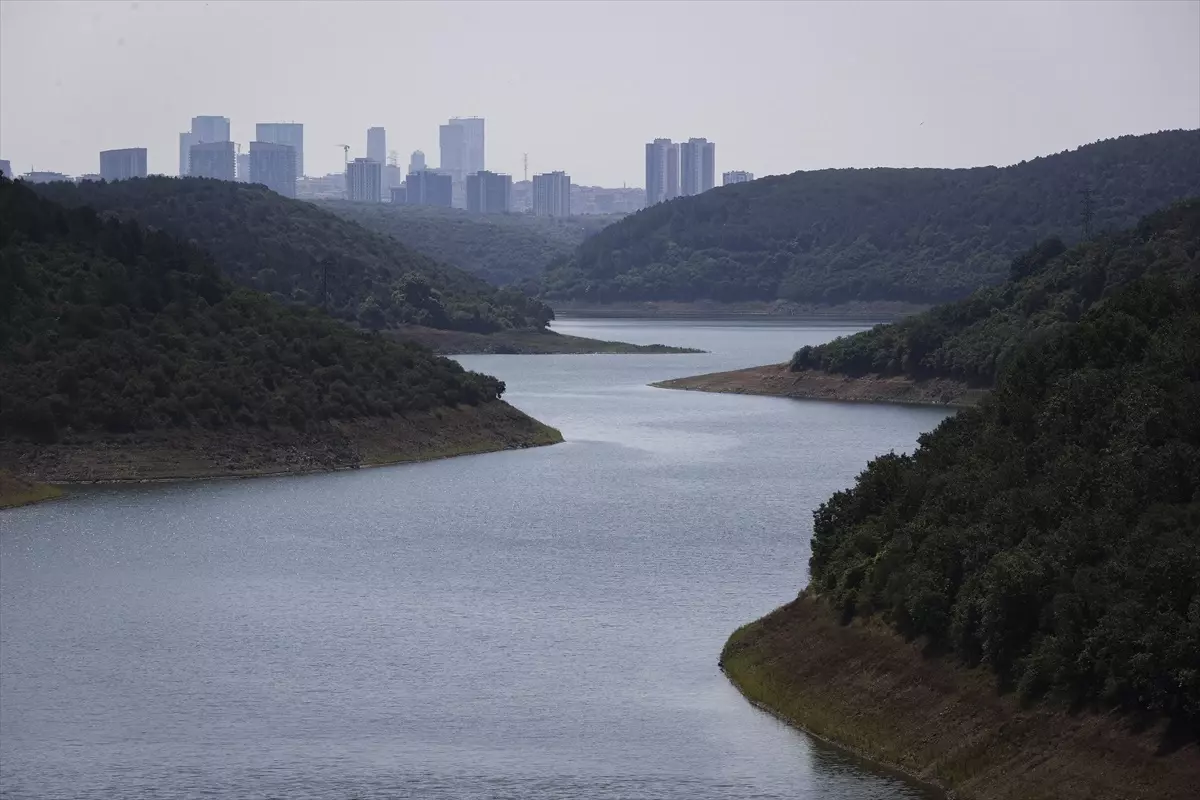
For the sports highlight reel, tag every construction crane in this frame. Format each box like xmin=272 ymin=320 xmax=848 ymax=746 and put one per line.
xmin=336 ymin=144 xmax=350 ymax=168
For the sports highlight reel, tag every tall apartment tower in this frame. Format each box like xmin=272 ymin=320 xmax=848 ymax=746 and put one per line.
xmin=178 ymin=115 xmax=231 ymax=176
xmin=439 ymin=117 xmax=485 ymax=207
xmin=249 ymin=142 xmax=297 ymax=197
xmin=645 ymin=138 xmax=680 ymax=206
xmin=189 ymin=141 xmax=236 ymax=181
xmin=408 ymin=150 xmax=426 ymax=174
xmin=367 ymin=127 xmax=386 ymax=166
xmin=466 ymin=170 xmax=511 ymax=213
xmin=532 ymin=171 xmax=571 ymax=217
xmin=236 ymin=153 xmax=251 ymax=183
xmin=99 ymin=148 xmax=148 ymax=181
xmin=405 ymin=169 xmax=453 ymax=207
xmin=722 ymin=170 xmax=754 ymax=186
xmin=680 ymin=138 xmax=716 ymax=196
xmin=256 ymin=123 xmax=305 ymax=177
xmin=346 ymin=158 xmax=382 ymax=202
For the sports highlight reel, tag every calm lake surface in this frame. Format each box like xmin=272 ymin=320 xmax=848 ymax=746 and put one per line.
xmin=1 ymin=319 xmax=950 ymax=799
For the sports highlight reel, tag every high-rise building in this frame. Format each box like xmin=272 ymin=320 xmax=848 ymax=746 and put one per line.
xmin=466 ymin=170 xmax=511 ymax=214
xmin=236 ymin=152 xmax=251 ymax=183
xmin=408 ymin=150 xmax=426 ymax=174
xmin=439 ymin=117 xmax=484 ymax=207
xmin=680 ymin=138 xmax=716 ymax=196
xmin=404 ymin=169 xmax=453 ymax=207
xmin=249 ymin=141 xmax=297 ymax=197
xmin=0 ymin=159 xmax=12 ymax=178
xmin=532 ymin=171 xmax=571 ymax=217
xmin=21 ymin=171 xmax=70 ymax=184
xmin=192 ymin=115 xmax=230 ymax=143
xmin=645 ymin=138 xmax=680 ymax=206
xmin=256 ymin=123 xmax=304 ymax=176
xmin=367 ymin=127 xmax=386 ymax=166
xmin=178 ymin=116 xmax=230 ymax=176
xmin=99 ymin=148 xmax=148 ymax=181
xmin=346 ymin=158 xmax=382 ymax=202
xmin=390 ymin=186 xmax=407 ymax=204
xmin=189 ymin=141 xmax=236 ymax=181
xmin=722 ymin=170 xmax=754 ymax=186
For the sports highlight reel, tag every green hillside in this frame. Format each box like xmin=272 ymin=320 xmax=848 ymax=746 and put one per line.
xmin=543 ymin=130 xmax=1200 ymax=305
xmin=792 ymin=199 xmax=1200 ymax=385
xmin=0 ymin=175 xmax=527 ymax=443
xmin=317 ymin=200 xmax=618 ymax=288
xmin=804 ymin=207 xmax=1200 ymax=727
xmin=32 ymin=177 xmax=553 ymax=334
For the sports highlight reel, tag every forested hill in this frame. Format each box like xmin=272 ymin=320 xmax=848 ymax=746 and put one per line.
xmin=807 ymin=255 xmax=1200 ymax=728
xmin=792 ymin=199 xmax=1200 ymax=386
xmin=317 ymin=200 xmax=618 ymax=289
xmin=33 ymin=177 xmax=553 ymax=334
xmin=542 ymin=130 xmax=1200 ymax=305
xmin=0 ymin=175 xmax=513 ymax=442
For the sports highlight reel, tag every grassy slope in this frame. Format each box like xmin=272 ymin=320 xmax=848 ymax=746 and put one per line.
xmin=722 ymin=595 xmax=1199 ymax=800
xmin=0 ymin=471 xmax=63 ymax=508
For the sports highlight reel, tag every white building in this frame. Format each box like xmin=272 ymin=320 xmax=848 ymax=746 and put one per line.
xmin=256 ymin=122 xmax=305 ymax=176
xmin=532 ymin=171 xmax=571 ymax=217
xmin=346 ymin=158 xmax=382 ymax=202
xmin=722 ymin=170 xmax=754 ymax=186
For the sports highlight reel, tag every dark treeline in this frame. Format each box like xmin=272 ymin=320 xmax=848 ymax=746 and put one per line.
xmin=792 ymin=199 xmax=1200 ymax=385
xmin=807 ymin=206 xmax=1200 ymax=728
xmin=33 ymin=177 xmax=554 ymax=334
xmin=317 ymin=200 xmax=618 ymax=289
xmin=543 ymin=130 xmax=1200 ymax=305
xmin=0 ymin=176 xmax=505 ymax=442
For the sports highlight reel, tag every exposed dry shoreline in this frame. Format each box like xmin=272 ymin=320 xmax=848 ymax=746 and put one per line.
xmin=0 ymin=471 xmax=64 ymax=509
xmin=653 ymin=363 xmax=987 ymax=408
xmin=0 ymin=403 xmax=562 ymax=485
xmin=721 ymin=595 xmax=1200 ymax=800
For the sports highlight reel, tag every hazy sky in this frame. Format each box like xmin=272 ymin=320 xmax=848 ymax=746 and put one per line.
xmin=1 ymin=0 xmax=1197 ymax=185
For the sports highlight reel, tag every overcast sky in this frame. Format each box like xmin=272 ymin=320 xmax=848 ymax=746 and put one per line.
xmin=1 ymin=0 xmax=1197 ymax=185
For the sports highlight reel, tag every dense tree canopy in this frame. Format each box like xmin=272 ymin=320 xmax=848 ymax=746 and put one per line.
xmin=792 ymin=199 xmax=1200 ymax=385
xmin=808 ymin=210 xmax=1200 ymax=727
xmin=543 ymin=130 xmax=1200 ymax=305
xmin=0 ymin=176 xmax=506 ymax=442
xmin=33 ymin=177 xmax=554 ymax=334
xmin=317 ymin=200 xmax=619 ymax=289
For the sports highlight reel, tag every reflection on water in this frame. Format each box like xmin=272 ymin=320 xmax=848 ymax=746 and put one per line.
xmin=1 ymin=319 xmax=948 ymax=798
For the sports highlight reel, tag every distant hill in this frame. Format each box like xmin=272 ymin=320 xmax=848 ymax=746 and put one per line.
xmin=543 ymin=130 xmax=1200 ymax=306
xmin=0 ymin=175 xmax=559 ymax=478
xmin=32 ymin=177 xmax=553 ymax=335
xmin=792 ymin=199 xmax=1200 ymax=386
xmin=316 ymin=200 xmax=619 ymax=288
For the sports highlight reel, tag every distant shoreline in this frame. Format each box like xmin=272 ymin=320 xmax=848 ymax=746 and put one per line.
xmin=551 ymin=300 xmax=928 ymax=322
xmin=0 ymin=404 xmax=563 ymax=486
xmin=652 ymin=363 xmax=985 ymax=409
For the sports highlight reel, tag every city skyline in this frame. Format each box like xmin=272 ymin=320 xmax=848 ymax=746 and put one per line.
xmin=3 ymin=1 xmax=1195 ymax=186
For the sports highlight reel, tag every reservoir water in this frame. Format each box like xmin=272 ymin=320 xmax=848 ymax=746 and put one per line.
xmin=1 ymin=319 xmax=950 ymax=799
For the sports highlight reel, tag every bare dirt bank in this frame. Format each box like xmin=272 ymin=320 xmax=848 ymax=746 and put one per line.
xmin=721 ymin=595 xmax=1200 ymax=800
xmin=0 ymin=471 xmax=64 ymax=509
xmin=0 ymin=403 xmax=562 ymax=484
xmin=653 ymin=364 xmax=987 ymax=409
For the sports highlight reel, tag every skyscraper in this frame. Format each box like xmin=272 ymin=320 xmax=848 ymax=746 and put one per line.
xmin=408 ymin=150 xmax=426 ymax=174
xmin=367 ymin=127 xmax=386 ymax=166
xmin=249 ymin=141 xmax=297 ymax=197
xmin=404 ymin=169 xmax=453 ymax=207
xmin=236 ymin=152 xmax=251 ymax=183
xmin=99 ymin=148 xmax=148 ymax=181
xmin=192 ymin=115 xmax=230 ymax=143
xmin=645 ymin=138 xmax=680 ymax=206
xmin=680 ymin=138 xmax=716 ymax=196
xmin=722 ymin=170 xmax=754 ymax=185
xmin=346 ymin=158 xmax=382 ymax=202
xmin=256 ymin=123 xmax=305 ymax=176
xmin=189 ymin=141 xmax=236 ymax=181
xmin=178 ymin=116 xmax=230 ymax=176
xmin=439 ymin=117 xmax=485 ymax=207
xmin=532 ymin=171 xmax=571 ymax=217
xmin=466 ymin=170 xmax=511 ymax=213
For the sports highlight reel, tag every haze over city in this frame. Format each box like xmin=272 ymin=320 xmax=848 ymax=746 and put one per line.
xmin=1 ymin=0 xmax=1197 ymax=184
